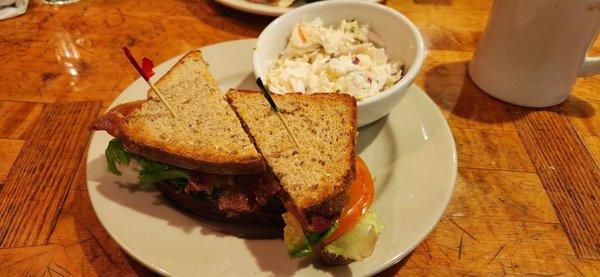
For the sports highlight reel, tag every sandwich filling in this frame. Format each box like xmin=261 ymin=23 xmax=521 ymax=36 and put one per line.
xmin=104 ymin=138 xmax=284 ymax=219
xmin=282 ymin=157 xmax=381 ymax=264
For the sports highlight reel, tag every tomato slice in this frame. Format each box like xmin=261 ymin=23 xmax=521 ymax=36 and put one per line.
xmin=324 ymin=157 xmax=374 ymax=244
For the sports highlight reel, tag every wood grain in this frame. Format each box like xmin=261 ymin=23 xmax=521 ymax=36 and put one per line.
xmin=563 ymin=100 xmax=600 ymax=136
xmin=0 ymin=102 xmax=101 ymax=248
xmin=379 ymin=168 xmax=592 ymax=275
xmin=0 ymin=139 xmax=24 ymax=183
xmin=0 ymin=101 xmax=44 ymax=139
xmin=381 ymin=217 xmax=600 ymax=276
xmin=0 ymin=244 xmax=77 ymax=276
xmin=46 ymin=151 xmax=155 ymax=276
xmin=572 ymin=76 xmax=600 ymax=102
xmin=0 ymin=0 xmax=269 ymax=104
xmin=582 ymin=135 xmax=600 ymax=170
xmin=452 ymin=128 xmax=535 ymax=172
xmin=47 ymin=188 xmax=156 ymax=276
xmin=412 ymin=0 xmax=453 ymax=6
xmin=511 ymin=108 xmax=600 ymax=259
xmin=448 ymin=168 xmax=559 ymax=223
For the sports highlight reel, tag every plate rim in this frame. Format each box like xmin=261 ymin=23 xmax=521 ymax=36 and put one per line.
xmin=213 ymin=0 xmax=293 ymax=17
xmin=211 ymin=0 xmax=384 ymax=17
xmin=86 ymin=38 xmax=457 ymax=276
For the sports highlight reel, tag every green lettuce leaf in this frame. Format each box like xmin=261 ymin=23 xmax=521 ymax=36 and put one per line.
xmin=305 ymin=221 xmax=339 ymax=245
xmin=105 ymin=139 xmax=133 ymax=175
xmin=137 ymin=157 xmax=190 ymax=186
xmin=282 ymin=212 xmax=339 ymax=259
xmin=322 ymin=211 xmax=381 ymax=261
xmin=104 ymin=139 xmax=190 ymax=186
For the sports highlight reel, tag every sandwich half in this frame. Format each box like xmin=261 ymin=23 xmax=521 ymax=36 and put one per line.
xmin=226 ymin=90 xmax=380 ymax=265
xmin=92 ymin=51 xmax=284 ymax=225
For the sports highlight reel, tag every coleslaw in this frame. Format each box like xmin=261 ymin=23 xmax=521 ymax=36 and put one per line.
xmin=266 ymin=18 xmax=403 ymax=100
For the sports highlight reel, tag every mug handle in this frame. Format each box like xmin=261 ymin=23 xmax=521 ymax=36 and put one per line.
xmin=579 ymin=56 xmax=600 ymax=76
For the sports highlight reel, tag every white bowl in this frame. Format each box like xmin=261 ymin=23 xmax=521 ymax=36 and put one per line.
xmin=253 ymin=0 xmax=425 ymax=127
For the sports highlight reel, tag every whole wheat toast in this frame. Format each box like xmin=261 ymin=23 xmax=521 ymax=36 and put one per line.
xmin=93 ymin=51 xmax=264 ymax=175
xmin=226 ymin=89 xmax=357 ymax=228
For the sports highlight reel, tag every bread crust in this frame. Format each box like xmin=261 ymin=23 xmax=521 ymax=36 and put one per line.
xmin=317 ymin=247 xmax=355 ymax=266
xmin=121 ymin=134 xmax=265 ymax=175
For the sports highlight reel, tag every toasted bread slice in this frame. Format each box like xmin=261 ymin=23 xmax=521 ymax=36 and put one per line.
xmin=95 ymin=51 xmax=264 ymax=174
xmin=226 ymin=90 xmax=357 ymax=228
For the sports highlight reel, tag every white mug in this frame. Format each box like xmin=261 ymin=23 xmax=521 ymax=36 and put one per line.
xmin=469 ymin=0 xmax=600 ymax=108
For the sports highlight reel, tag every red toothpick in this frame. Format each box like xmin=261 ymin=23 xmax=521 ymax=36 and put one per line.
xmin=122 ymin=47 xmax=177 ymax=118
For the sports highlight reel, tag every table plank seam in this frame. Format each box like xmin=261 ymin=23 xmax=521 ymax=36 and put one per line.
xmin=456 ymin=166 xmax=537 ymax=174
xmin=0 ymin=101 xmax=101 ymax=249
xmin=510 ymin=108 xmax=600 ymax=260
xmin=445 ymin=215 xmax=561 ymax=225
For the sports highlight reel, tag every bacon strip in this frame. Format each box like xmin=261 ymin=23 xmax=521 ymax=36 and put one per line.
xmin=250 ymin=173 xmax=280 ymax=206
xmin=217 ymin=185 xmax=260 ymax=214
xmin=185 ymin=173 xmax=216 ymax=194
xmin=184 ymin=172 xmax=281 ymax=215
xmin=91 ymin=100 xmax=146 ymax=137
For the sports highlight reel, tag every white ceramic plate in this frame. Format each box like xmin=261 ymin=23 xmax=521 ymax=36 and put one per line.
xmin=86 ymin=39 xmax=457 ymax=276
xmin=212 ymin=0 xmax=383 ymax=17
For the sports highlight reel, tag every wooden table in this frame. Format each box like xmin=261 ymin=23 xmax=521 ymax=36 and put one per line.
xmin=1 ymin=0 xmax=599 ymax=275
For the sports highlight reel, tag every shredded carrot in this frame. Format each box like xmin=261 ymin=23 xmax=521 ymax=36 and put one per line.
xmin=298 ymin=24 xmax=307 ymax=43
